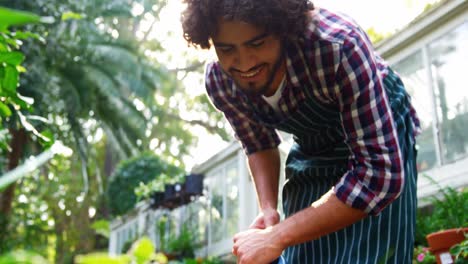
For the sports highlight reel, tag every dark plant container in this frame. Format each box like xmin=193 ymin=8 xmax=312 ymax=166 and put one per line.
xmin=163 ymin=183 xmax=187 ymax=209
xmin=174 ymin=182 xmax=191 ymax=206
xmin=173 ymin=182 xmax=184 ymax=196
xmin=150 ymin=191 xmax=165 ymax=209
xmin=185 ymin=173 xmax=204 ymax=196
xmin=164 ymin=184 xmax=175 ymax=200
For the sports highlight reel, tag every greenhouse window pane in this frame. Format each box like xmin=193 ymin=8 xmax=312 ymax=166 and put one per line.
xmin=207 ymin=170 xmax=224 ymax=243
xmin=225 ymin=161 xmax=239 ymax=237
xmin=428 ymin=22 xmax=468 ymax=163
xmin=393 ymin=50 xmax=437 ymax=171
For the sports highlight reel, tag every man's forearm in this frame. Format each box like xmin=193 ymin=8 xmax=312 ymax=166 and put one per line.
xmin=247 ymin=148 xmax=281 ymax=211
xmin=273 ymin=188 xmax=367 ymax=248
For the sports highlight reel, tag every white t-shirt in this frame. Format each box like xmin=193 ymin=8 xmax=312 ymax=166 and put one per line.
xmin=262 ymin=75 xmax=286 ymax=112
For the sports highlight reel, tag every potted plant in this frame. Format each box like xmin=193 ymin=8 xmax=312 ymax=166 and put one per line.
xmin=418 ymin=175 xmax=468 ymax=264
xmin=427 ymin=228 xmax=467 ymax=264
xmin=450 ymin=233 xmax=468 ymax=263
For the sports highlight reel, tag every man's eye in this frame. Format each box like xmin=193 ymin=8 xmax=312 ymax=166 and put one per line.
xmin=217 ymin=47 xmax=233 ymax=53
xmin=250 ymin=41 xmax=264 ymax=47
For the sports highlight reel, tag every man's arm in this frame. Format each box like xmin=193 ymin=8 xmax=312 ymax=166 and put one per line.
xmin=247 ymin=148 xmax=281 ymax=228
xmin=233 ymin=188 xmax=367 ymax=263
xmin=274 ymin=188 xmax=366 ymax=247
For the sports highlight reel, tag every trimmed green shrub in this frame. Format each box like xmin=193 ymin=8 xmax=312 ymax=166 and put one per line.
xmin=107 ymin=152 xmax=183 ymax=216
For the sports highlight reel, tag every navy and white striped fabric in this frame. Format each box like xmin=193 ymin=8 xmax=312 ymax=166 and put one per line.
xmin=277 ymin=69 xmax=417 ymax=263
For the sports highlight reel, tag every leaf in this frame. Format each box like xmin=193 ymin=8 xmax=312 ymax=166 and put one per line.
xmin=0 ymin=7 xmax=41 ymax=31
xmin=0 ymin=101 xmax=12 ymax=117
xmin=91 ymin=220 xmax=110 ymax=239
xmin=38 ymin=129 xmax=55 ymax=148
xmin=61 ymin=12 xmax=84 ymax=21
xmin=74 ymin=252 xmax=130 ymax=264
xmin=12 ymin=31 xmax=42 ymax=41
xmin=131 ymin=237 xmax=155 ymax=264
xmin=0 ymin=51 xmax=25 ymax=65
xmin=16 ymin=65 xmax=27 ymax=73
xmin=2 ymin=65 xmax=19 ymax=92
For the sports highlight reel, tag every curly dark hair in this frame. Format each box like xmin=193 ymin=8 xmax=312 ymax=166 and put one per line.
xmin=181 ymin=0 xmax=314 ymax=49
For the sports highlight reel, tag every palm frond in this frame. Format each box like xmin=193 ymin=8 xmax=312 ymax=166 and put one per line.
xmin=88 ymin=43 xmax=141 ymax=77
xmin=99 ymin=122 xmax=128 ymax=159
xmin=67 ymin=113 xmax=90 ymax=194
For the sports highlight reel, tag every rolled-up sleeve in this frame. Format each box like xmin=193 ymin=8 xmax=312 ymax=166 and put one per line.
xmin=205 ymin=63 xmax=281 ymax=155
xmin=333 ymin=32 xmax=404 ymax=215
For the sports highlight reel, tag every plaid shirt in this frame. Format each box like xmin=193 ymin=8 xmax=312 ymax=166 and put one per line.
xmin=205 ymin=8 xmax=420 ymax=215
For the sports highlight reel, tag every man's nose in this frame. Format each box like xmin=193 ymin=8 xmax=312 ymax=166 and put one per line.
xmin=234 ymin=49 xmax=256 ymax=72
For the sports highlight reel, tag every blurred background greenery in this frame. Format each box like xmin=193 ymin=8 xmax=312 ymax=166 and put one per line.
xmin=0 ymin=1 xmax=230 ymax=262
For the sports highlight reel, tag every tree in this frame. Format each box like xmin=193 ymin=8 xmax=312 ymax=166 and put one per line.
xmin=0 ymin=0 xmax=231 ymax=259
xmin=0 ymin=6 xmax=53 ymax=252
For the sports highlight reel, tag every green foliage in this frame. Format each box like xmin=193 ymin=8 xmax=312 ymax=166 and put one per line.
xmin=61 ymin=11 xmax=83 ymax=21
xmin=415 ymin=175 xmax=468 ymax=246
xmin=0 ymin=250 xmax=48 ymax=264
xmin=366 ymin=27 xmax=391 ymax=45
xmin=166 ymin=225 xmax=196 ymax=259
xmin=134 ymin=173 xmax=170 ymax=201
xmin=107 ymin=153 xmax=183 ymax=216
xmin=413 ymin=246 xmax=436 ymax=264
xmin=0 ymin=7 xmax=41 ymax=31
xmin=169 ymin=257 xmax=224 ymax=264
xmin=75 ymin=237 xmax=167 ymax=264
xmin=0 ymin=7 xmax=52 ymax=151
xmin=0 ymin=0 xmax=230 ymax=260
xmin=91 ymin=219 xmax=110 ymax=239
xmin=131 ymin=237 xmax=155 ymax=264
xmin=2 ymin=181 xmax=52 ymax=253
xmin=75 ymin=253 xmax=131 ymax=264
xmin=450 ymin=233 xmax=468 ymax=263
xmin=0 ymin=237 xmax=222 ymax=264
xmin=157 ymin=216 xmax=168 ymax=252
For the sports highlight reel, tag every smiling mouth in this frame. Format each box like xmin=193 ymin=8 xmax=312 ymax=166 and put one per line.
xmin=237 ymin=65 xmax=264 ymax=78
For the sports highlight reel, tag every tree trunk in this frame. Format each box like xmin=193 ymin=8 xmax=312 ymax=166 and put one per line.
xmin=0 ymin=128 xmax=27 ymax=251
xmin=53 ymin=210 xmax=66 ymax=264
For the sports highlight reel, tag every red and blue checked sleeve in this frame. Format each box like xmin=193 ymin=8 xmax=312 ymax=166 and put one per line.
xmin=333 ymin=31 xmax=404 ymax=215
xmin=204 ymin=63 xmax=281 ymax=155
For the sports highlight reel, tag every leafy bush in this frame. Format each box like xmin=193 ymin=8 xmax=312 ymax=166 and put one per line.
xmin=415 ymin=175 xmax=468 ymax=246
xmin=107 ymin=152 xmax=183 ymax=216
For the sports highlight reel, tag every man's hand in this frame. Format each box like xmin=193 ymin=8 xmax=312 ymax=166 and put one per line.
xmin=249 ymin=208 xmax=280 ymax=229
xmin=233 ymin=226 xmax=284 ymax=264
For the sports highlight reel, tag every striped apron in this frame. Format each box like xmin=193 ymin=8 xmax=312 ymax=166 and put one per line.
xmin=257 ymin=69 xmax=418 ymax=263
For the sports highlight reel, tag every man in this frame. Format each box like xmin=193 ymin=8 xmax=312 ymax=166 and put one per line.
xmin=181 ymin=0 xmax=420 ymax=263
